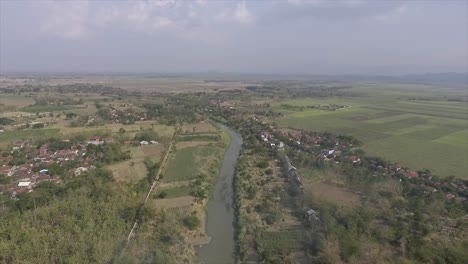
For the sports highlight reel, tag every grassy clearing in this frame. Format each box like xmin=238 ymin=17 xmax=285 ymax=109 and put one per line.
xmin=58 ymin=127 xmax=112 ymax=137
xmin=155 ymin=184 xmax=192 ymax=199
xmin=181 ymin=122 xmax=217 ymax=134
xmin=139 ymin=146 xmax=162 ymax=161
xmin=21 ymin=105 xmax=81 ymax=113
xmin=163 ymin=143 xmax=221 ymax=182
xmin=105 ymin=122 xmax=175 ymax=138
xmin=303 ymin=181 xmax=361 ymax=208
xmin=108 ymin=160 xmax=148 ymax=182
xmin=178 ymin=134 xmax=220 ymax=142
xmin=0 ymin=95 xmax=34 ymax=108
xmin=163 ymin=147 xmax=199 ymax=182
xmin=258 ymin=230 xmax=305 ymax=254
xmin=164 ymin=128 xmax=229 ymax=183
xmin=175 ymin=141 xmax=212 ymax=149
xmin=0 ymin=128 xmax=60 ymax=147
xmin=151 ymin=196 xmax=194 ymax=209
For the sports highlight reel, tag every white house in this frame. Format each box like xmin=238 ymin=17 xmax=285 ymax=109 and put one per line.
xmin=18 ymin=181 xmax=32 ymax=187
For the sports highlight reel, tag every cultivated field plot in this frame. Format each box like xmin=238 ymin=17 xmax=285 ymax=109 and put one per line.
xmin=0 ymin=95 xmax=34 ymax=108
xmin=181 ymin=122 xmax=218 ymax=134
xmin=303 ymin=181 xmax=361 ymax=208
xmin=58 ymin=127 xmax=112 ymax=137
xmin=108 ymin=144 xmax=164 ymax=182
xmin=21 ymin=105 xmax=83 ymax=113
xmin=155 ymin=184 xmax=192 ymax=199
xmin=164 ymin=129 xmax=226 ymax=183
xmin=105 ymin=122 xmax=175 ymax=138
xmin=258 ymin=230 xmax=306 ymax=255
xmin=0 ymin=128 xmax=60 ymax=147
xmin=277 ymin=93 xmax=468 ymax=178
xmin=175 ymin=141 xmax=212 ymax=149
xmin=151 ymin=196 xmax=194 ymax=210
xmin=163 ymin=145 xmax=214 ymax=182
xmin=108 ymin=160 xmax=148 ymax=182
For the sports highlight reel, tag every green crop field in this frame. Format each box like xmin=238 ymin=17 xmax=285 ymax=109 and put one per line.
xmin=0 ymin=128 xmax=60 ymax=147
xmin=276 ymin=84 xmax=468 ymax=178
xmin=163 ymin=144 xmax=222 ymax=183
xmin=164 ymin=146 xmax=200 ymax=182
xmin=155 ymin=184 xmax=192 ymax=199
xmin=258 ymin=230 xmax=306 ymax=254
xmin=21 ymin=105 xmax=81 ymax=113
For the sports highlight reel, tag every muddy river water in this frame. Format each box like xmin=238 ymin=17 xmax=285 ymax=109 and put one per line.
xmin=198 ymin=124 xmax=242 ymax=264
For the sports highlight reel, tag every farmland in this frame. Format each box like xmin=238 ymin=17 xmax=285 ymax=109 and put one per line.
xmin=162 ymin=141 xmax=226 ymax=182
xmin=0 ymin=95 xmax=34 ymax=111
xmin=21 ymin=104 xmax=82 ymax=113
xmin=163 ymin=123 xmax=227 ymax=183
xmin=303 ymin=181 xmax=361 ymax=209
xmin=0 ymin=76 xmax=466 ymax=264
xmin=0 ymin=128 xmax=60 ymax=147
xmin=275 ymin=85 xmax=468 ymax=178
xmin=108 ymin=144 xmax=164 ymax=182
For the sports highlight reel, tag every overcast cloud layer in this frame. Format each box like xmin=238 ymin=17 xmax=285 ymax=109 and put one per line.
xmin=0 ymin=0 xmax=467 ymax=75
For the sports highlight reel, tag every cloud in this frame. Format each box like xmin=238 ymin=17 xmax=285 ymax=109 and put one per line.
xmin=233 ymin=2 xmax=255 ymax=24
xmin=41 ymin=1 xmax=89 ymax=40
xmin=33 ymin=0 xmax=258 ymax=40
xmin=152 ymin=16 xmax=173 ymax=29
xmin=217 ymin=2 xmax=255 ymax=24
xmin=40 ymin=0 xmax=191 ymax=39
xmin=374 ymin=3 xmax=407 ymax=21
xmin=262 ymin=0 xmax=407 ymax=23
xmin=195 ymin=0 xmax=208 ymax=6
xmin=287 ymin=0 xmax=321 ymax=6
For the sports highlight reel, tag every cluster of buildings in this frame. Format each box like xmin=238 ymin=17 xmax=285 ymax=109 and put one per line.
xmin=0 ymin=138 xmax=104 ymax=198
xmin=249 ymin=116 xmax=467 ymax=202
xmin=104 ymin=107 xmax=148 ymax=123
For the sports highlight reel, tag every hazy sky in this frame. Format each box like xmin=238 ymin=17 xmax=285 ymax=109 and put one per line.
xmin=1 ymin=0 xmax=467 ymax=75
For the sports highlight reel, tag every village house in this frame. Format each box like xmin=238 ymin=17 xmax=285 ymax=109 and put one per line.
xmin=306 ymin=208 xmax=319 ymax=221
xmin=348 ymin=156 xmax=361 ymax=163
xmin=11 ymin=140 xmax=26 ymax=151
xmin=0 ymin=165 xmax=11 ymax=175
xmin=74 ymin=167 xmax=88 ymax=176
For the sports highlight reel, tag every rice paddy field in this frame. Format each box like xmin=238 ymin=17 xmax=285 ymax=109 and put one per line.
xmin=275 ymin=83 xmax=468 ymax=178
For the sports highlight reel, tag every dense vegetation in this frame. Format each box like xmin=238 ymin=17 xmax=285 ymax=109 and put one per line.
xmin=0 ymin=169 xmax=138 ymax=263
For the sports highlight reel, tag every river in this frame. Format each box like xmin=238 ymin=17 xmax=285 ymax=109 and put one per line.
xmin=198 ymin=124 xmax=242 ymax=264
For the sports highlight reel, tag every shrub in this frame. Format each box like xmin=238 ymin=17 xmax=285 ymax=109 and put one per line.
xmin=183 ymin=214 xmax=200 ymax=230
